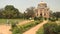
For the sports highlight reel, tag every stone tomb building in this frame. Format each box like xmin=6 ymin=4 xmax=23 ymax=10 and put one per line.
xmin=35 ymin=2 xmax=50 ymax=18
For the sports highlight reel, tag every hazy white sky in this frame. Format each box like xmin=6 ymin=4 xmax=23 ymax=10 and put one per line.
xmin=0 ymin=0 xmax=60 ymax=13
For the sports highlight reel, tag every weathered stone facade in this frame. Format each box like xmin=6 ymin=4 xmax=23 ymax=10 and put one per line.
xmin=35 ymin=1 xmax=50 ymax=18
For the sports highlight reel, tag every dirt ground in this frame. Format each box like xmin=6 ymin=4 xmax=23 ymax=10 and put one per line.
xmin=0 ymin=20 xmax=34 ymax=34
xmin=0 ymin=24 xmax=11 ymax=34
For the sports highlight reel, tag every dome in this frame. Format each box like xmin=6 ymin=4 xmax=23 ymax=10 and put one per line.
xmin=38 ymin=1 xmax=47 ymax=6
xmin=40 ymin=1 xmax=46 ymax=4
xmin=38 ymin=1 xmax=47 ymax=8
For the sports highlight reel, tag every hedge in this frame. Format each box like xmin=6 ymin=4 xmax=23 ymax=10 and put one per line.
xmin=36 ymin=21 xmax=60 ymax=34
xmin=11 ymin=20 xmax=42 ymax=34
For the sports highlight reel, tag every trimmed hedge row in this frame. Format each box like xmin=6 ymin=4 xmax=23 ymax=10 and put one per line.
xmin=11 ymin=20 xmax=42 ymax=34
xmin=43 ymin=22 xmax=58 ymax=34
xmin=36 ymin=21 xmax=60 ymax=34
xmin=49 ymin=17 xmax=58 ymax=22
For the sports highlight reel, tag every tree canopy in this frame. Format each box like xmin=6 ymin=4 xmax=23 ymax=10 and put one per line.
xmin=24 ymin=7 xmax=35 ymax=19
xmin=53 ymin=12 xmax=60 ymax=18
xmin=0 ymin=5 xmax=21 ymax=19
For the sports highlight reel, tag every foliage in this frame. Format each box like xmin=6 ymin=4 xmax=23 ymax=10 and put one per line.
xmin=0 ymin=6 xmax=36 ymax=19
xmin=12 ymin=21 xmax=42 ymax=34
xmin=34 ymin=17 xmax=43 ymax=22
xmin=11 ymin=21 xmax=22 ymax=34
xmin=43 ymin=21 xmax=60 ymax=34
xmin=0 ymin=5 xmax=22 ymax=19
xmin=36 ymin=19 xmax=60 ymax=34
xmin=25 ymin=7 xmax=35 ymax=19
xmin=56 ymin=25 xmax=60 ymax=33
xmin=53 ymin=12 xmax=60 ymax=18
xmin=36 ymin=27 xmax=44 ymax=34
xmin=12 ymin=27 xmax=22 ymax=34
xmin=49 ymin=17 xmax=58 ymax=22
xmin=18 ymin=21 xmax=40 ymax=32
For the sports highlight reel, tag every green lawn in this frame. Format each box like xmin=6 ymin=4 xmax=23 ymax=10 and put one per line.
xmin=0 ymin=19 xmax=25 ymax=24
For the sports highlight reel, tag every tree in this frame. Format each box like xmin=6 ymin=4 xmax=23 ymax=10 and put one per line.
xmin=49 ymin=10 xmax=53 ymax=17
xmin=25 ymin=7 xmax=35 ymax=19
xmin=23 ymin=12 xmax=27 ymax=19
xmin=0 ymin=8 xmax=5 ymax=18
xmin=3 ymin=5 xmax=20 ymax=18
xmin=0 ymin=5 xmax=23 ymax=19
xmin=53 ymin=12 xmax=60 ymax=18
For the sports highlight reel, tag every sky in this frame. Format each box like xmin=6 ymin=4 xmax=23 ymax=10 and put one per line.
xmin=0 ymin=0 xmax=60 ymax=13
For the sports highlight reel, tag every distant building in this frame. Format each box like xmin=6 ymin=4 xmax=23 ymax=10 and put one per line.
xmin=35 ymin=1 xmax=50 ymax=18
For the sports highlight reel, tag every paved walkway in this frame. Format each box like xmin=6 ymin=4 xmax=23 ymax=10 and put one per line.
xmin=23 ymin=20 xmax=48 ymax=34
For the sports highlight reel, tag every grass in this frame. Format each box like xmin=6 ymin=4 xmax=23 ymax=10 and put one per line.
xmin=56 ymin=19 xmax=60 ymax=25
xmin=0 ymin=19 xmax=25 ymax=24
xmin=0 ymin=19 xmax=7 ymax=24
xmin=36 ymin=26 xmax=44 ymax=34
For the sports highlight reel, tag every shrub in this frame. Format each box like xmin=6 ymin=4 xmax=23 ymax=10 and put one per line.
xmin=36 ymin=27 xmax=44 ymax=34
xmin=19 ymin=21 xmax=40 ymax=32
xmin=12 ymin=27 xmax=22 ymax=34
xmin=34 ymin=17 xmax=43 ymax=21
xmin=49 ymin=17 xmax=58 ymax=22
xmin=12 ymin=21 xmax=42 ymax=34
xmin=56 ymin=25 xmax=60 ymax=34
xmin=36 ymin=20 xmax=60 ymax=34
xmin=34 ymin=17 xmax=39 ymax=20
xmin=43 ymin=21 xmax=58 ymax=34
